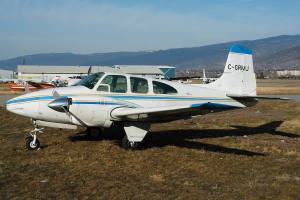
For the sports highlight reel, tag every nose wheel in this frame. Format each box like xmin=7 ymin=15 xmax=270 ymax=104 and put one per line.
xmin=26 ymin=136 xmax=40 ymax=150
xmin=26 ymin=126 xmax=43 ymax=150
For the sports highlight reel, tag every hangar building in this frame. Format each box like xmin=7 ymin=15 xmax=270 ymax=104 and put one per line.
xmin=17 ymin=65 xmax=175 ymax=82
xmin=0 ymin=69 xmax=15 ymax=80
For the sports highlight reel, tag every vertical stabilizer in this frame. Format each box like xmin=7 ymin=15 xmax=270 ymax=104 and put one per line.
xmin=207 ymin=45 xmax=256 ymax=96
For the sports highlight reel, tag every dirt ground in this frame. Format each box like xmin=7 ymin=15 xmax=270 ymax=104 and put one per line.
xmin=0 ymin=83 xmax=21 ymax=95
xmin=0 ymin=99 xmax=299 ymax=199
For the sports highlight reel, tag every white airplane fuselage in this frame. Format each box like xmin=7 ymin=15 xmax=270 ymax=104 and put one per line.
xmin=6 ymin=75 xmax=244 ymax=127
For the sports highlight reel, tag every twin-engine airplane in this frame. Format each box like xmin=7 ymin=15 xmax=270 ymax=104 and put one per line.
xmin=6 ymin=45 xmax=272 ymax=150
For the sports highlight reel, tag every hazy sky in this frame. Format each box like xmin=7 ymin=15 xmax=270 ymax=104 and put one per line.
xmin=0 ymin=0 xmax=300 ymax=59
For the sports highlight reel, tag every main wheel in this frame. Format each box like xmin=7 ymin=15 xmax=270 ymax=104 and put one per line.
xmin=87 ymin=127 xmax=102 ymax=139
xmin=121 ymin=135 xmax=140 ymax=150
xmin=25 ymin=136 xmax=40 ymax=150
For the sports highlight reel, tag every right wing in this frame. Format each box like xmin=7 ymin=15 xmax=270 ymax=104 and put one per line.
xmin=111 ymin=103 xmax=208 ymax=120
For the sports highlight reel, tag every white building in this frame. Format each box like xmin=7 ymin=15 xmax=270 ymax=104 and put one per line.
xmin=276 ymin=70 xmax=300 ymax=77
xmin=0 ymin=69 xmax=15 ymax=81
xmin=17 ymin=65 xmax=176 ymax=82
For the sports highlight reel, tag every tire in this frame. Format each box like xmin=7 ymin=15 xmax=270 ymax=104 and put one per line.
xmin=121 ymin=135 xmax=140 ymax=150
xmin=25 ymin=136 xmax=40 ymax=150
xmin=87 ymin=127 xmax=101 ymax=139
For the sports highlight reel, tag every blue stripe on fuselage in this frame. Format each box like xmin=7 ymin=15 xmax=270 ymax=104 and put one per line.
xmin=6 ymin=96 xmax=54 ymax=105
xmin=5 ymin=95 xmax=239 ymax=110
xmin=104 ymin=95 xmax=226 ymax=101
xmin=72 ymin=102 xmax=123 ymax=105
xmin=6 ymin=94 xmax=231 ymax=105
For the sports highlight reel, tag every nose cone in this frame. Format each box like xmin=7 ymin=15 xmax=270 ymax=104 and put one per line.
xmin=6 ymin=95 xmax=25 ymax=115
xmin=6 ymin=93 xmax=41 ymax=118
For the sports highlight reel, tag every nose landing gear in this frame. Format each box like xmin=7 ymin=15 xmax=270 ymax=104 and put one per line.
xmin=26 ymin=126 xmax=43 ymax=150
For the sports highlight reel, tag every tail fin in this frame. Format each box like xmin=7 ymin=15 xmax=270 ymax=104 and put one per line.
xmin=208 ymin=45 xmax=256 ymax=96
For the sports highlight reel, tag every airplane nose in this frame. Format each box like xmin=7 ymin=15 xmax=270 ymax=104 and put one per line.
xmin=6 ymin=96 xmax=26 ymax=115
xmin=6 ymin=94 xmax=40 ymax=118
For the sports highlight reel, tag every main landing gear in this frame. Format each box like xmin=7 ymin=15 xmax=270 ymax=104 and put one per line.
xmin=121 ymin=135 xmax=140 ymax=149
xmin=26 ymin=126 xmax=43 ymax=150
xmin=120 ymin=123 xmax=150 ymax=150
xmin=86 ymin=127 xmax=102 ymax=139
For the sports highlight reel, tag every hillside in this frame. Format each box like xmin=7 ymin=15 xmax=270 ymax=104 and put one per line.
xmin=1 ymin=35 xmax=300 ymax=71
xmin=257 ymin=45 xmax=300 ymax=69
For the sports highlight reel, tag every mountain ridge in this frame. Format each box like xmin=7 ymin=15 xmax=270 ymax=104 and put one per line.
xmin=1 ymin=35 xmax=300 ymax=71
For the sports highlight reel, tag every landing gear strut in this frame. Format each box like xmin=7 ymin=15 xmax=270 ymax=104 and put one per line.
xmin=120 ymin=123 xmax=150 ymax=150
xmin=26 ymin=126 xmax=43 ymax=150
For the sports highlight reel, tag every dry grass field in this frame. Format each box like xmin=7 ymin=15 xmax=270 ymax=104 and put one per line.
xmin=0 ymin=99 xmax=299 ymax=199
xmin=257 ymin=79 xmax=300 ymax=95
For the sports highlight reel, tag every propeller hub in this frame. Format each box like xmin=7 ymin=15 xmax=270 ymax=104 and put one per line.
xmin=48 ymin=97 xmax=72 ymax=112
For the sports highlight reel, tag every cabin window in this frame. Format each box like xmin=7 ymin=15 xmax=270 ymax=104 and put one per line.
xmin=98 ymin=75 xmax=127 ymax=93
xmin=130 ymin=77 xmax=148 ymax=94
xmin=152 ymin=81 xmax=177 ymax=94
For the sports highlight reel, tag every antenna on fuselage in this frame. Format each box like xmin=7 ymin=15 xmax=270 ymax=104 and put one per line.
xmin=52 ymin=90 xmax=61 ymax=99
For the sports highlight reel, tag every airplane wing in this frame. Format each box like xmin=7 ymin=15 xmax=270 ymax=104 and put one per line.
xmin=111 ymin=103 xmax=208 ymax=120
xmin=27 ymin=81 xmax=43 ymax=89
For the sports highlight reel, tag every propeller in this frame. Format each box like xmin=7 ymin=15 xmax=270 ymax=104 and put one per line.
xmin=48 ymin=96 xmax=72 ymax=113
xmin=48 ymin=90 xmax=87 ymax=126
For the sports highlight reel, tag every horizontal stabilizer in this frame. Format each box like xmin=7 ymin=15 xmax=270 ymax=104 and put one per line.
xmin=227 ymin=94 xmax=290 ymax=100
xmin=227 ymin=94 xmax=290 ymax=107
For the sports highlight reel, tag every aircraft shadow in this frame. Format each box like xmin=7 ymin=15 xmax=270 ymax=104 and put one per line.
xmin=69 ymin=121 xmax=298 ymax=156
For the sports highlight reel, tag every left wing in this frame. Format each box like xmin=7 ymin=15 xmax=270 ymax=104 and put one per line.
xmin=111 ymin=103 xmax=207 ymax=120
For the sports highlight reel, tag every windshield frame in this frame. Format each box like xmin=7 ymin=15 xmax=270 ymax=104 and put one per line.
xmin=74 ymin=72 xmax=104 ymax=89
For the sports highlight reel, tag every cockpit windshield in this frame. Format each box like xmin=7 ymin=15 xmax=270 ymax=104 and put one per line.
xmin=75 ymin=72 xmax=104 ymax=89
